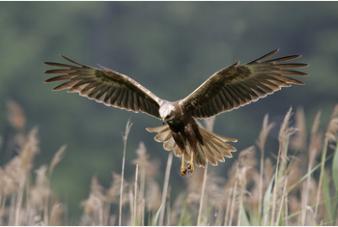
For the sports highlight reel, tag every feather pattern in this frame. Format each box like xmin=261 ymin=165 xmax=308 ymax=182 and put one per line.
xmin=45 ymin=56 xmax=162 ymax=118
xmin=146 ymin=124 xmax=237 ymax=167
xmin=180 ymin=49 xmax=307 ymax=118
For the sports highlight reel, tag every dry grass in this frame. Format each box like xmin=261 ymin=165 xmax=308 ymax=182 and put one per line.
xmin=0 ymin=101 xmax=337 ymax=225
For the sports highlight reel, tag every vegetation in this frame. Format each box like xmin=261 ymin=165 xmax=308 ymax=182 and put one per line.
xmin=0 ymin=101 xmax=337 ymax=225
xmin=0 ymin=2 xmax=338 ymax=223
xmin=1 ymin=2 xmax=338 ymax=216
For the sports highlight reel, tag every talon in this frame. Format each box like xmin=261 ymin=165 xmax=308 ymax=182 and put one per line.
xmin=185 ymin=162 xmax=194 ymax=175
xmin=180 ymin=151 xmax=196 ymax=176
xmin=180 ymin=162 xmax=193 ymax=176
xmin=188 ymin=152 xmax=195 ymax=175
xmin=180 ymin=168 xmax=187 ymax=176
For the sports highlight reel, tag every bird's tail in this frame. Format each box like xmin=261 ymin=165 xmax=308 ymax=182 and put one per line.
xmin=146 ymin=124 xmax=237 ymax=167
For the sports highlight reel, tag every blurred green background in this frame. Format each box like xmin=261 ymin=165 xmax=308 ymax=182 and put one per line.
xmin=0 ymin=2 xmax=337 ymax=219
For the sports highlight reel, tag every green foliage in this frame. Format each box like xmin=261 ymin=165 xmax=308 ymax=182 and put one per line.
xmin=151 ymin=203 xmax=163 ymax=226
xmin=333 ymin=144 xmax=338 ymax=222
xmin=322 ymin=170 xmax=333 ymax=224
xmin=238 ymin=202 xmax=250 ymax=226
xmin=178 ymin=203 xmax=193 ymax=226
xmin=333 ymin=144 xmax=338 ymax=191
xmin=263 ymin=172 xmax=274 ymax=225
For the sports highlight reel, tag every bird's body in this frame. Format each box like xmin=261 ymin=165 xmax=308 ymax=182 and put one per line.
xmin=147 ymin=100 xmax=237 ymax=174
xmin=157 ymin=101 xmax=205 ymax=174
xmin=45 ymin=49 xmax=307 ymax=175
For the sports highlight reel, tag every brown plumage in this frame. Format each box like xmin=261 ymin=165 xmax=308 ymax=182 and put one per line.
xmin=45 ymin=49 xmax=307 ymax=176
xmin=45 ymin=56 xmax=161 ymax=118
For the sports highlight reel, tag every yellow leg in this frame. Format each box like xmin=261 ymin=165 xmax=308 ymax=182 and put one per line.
xmin=186 ymin=151 xmax=195 ymax=175
xmin=180 ymin=155 xmax=187 ymax=176
xmin=180 ymin=149 xmax=195 ymax=176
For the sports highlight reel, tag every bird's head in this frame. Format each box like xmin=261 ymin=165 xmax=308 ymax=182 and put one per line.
xmin=159 ymin=102 xmax=176 ymax=122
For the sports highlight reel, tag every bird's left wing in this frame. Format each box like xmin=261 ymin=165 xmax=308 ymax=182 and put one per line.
xmin=45 ymin=56 xmax=162 ymax=119
xmin=179 ymin=49 xmax=307 ymax=119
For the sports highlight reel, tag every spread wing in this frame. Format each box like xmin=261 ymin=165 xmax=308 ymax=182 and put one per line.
xmin=45 ymin=56 xmax=162 ymax=119
xmin=179 ymin=49 xmax=307 ymax=118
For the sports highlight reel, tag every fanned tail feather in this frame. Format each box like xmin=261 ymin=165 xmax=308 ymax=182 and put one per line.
xmin=146 ymin=125 xmax=237 ymax=167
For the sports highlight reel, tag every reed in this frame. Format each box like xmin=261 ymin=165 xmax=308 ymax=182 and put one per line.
xmin=0 ymin=101 xmax=337 ymax=225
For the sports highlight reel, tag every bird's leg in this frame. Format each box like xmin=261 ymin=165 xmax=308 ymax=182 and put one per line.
xmin=172 ymin=132 xmax=188 ymax=176
xmin=186 ymin=151 xmax=195 ymax=175
xmin=183 ymin=122 xmax=197 ymax=175
xmin=180 ymin=155 xmax=187 ymax=176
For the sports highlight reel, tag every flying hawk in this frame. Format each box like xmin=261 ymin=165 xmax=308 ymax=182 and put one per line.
xmin=45 ymin=49 xmax=307 ymax=176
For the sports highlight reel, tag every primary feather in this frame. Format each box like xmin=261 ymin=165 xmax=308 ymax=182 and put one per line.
xmin=45 ymin=56 xmax=162 ymax=119
xmin=179 ymin=49 xmax=307 ymax=118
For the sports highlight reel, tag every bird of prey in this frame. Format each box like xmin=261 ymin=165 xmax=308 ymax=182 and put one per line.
xmin=45 ymin=49 xmax=307 ymax=176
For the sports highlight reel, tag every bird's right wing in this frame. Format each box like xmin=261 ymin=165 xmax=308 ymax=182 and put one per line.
xmin=45 ymin=56 xmax=162 ymax=119
xmin=180 ymin=49 xmax=307 ymax=118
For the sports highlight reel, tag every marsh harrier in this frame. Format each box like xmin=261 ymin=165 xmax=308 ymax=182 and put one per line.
xmin=45 ymin=49 xmax=307 ymax=175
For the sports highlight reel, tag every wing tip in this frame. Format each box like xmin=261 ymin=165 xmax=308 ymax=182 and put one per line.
xmin=61 ymin=55 xmax=84 ymax=67
xmin=61 ymin=54 xmax=74 ymax=62
xmin=248 ymin=48 xmax=280 ymax=64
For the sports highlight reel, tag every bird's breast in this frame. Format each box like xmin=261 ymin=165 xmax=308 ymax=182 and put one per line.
xmin=167 ymin=119 xmax=185 ymax=133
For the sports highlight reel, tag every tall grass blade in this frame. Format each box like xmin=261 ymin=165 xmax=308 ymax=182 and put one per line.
xmin=197 ymin=164 xmax=208 ymax=225
xmin=332 ymin=144 xmax=338 ymax=224
xmin=238 ymin=202 xmax=250 ymax=226
xmin=275 ymin=178 xmax=287 ymax=225
xmin=263 ymin=176 xmax=274 ymax=225
xmin=159 ymin=152 xmax=173 ymax=226
xmin=133 ymin=164 xmax=139 ymax=225
xmin=322 ymin=169 xmax=333 ymax=224
xmin=314 ymin=137 xmax=329 ymax=217
xmin=118 ymin=120 xmax=133 ymax=226
xmin=256 ymin=114 xmax=274 ymax=218
xmin=152 ymin=203 xmax=164 ymax=225
xmin=334 ymin=144 xmax=338 ymax=194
